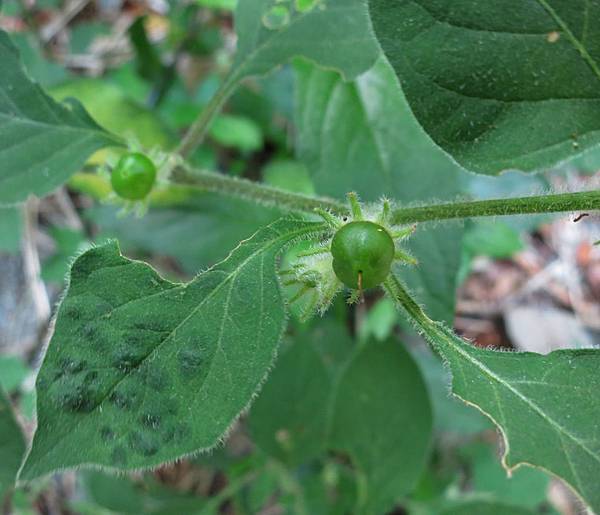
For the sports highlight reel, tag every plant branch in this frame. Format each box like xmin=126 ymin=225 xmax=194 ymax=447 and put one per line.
xmin=383 ymin=273 xmax=465 ymax=359
xmin=384 ymin=274 xmax=438 ymax=334
xmin=171 ymin=165 xmax=348 ymax=215
xmin=175 ymin=73 xmax=239 ymax=159
xmin=390 ymin=190 xmax=600 ymax=225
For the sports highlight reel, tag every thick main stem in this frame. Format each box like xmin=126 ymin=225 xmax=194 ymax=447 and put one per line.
xmin=170 ymin=164 xmax=600 ymax=224
xmin=390 ymin=190 xmax=600 ymax=225
xmin=172 ymin=166 xmax=348 ymax=215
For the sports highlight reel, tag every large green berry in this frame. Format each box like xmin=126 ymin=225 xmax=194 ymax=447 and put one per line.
xmin=331 ymin=221 xmax=395 ymax=289
xmin=111 ymin=153 xmax=156 ymax=200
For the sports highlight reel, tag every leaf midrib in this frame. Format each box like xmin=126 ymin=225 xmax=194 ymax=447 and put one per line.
xmin=58 ymin=223 xmax=322 ymax=422
xmin=534 ymin=0 xmax=600 ymax=84
xmin=27 ymin=223 xmax=323 ymax=474
xmin=440 ymin=325 xmax=600 ymax=469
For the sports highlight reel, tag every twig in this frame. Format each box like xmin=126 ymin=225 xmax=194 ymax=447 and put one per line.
xmin=41 ymin=0 xmax=91 ymax=43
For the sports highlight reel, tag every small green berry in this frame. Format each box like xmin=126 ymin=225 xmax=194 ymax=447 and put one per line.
xmin=331 ymin=221 xmax=395 ymax=290
xmin=111 ymin=152 xmax=156 ymax=200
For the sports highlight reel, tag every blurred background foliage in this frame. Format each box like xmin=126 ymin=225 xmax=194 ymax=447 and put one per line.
xmin=0 ymin=0 xmax=598 ymax=513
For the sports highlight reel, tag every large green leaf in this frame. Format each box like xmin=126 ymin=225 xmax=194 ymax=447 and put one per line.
xmin=233 ymin=0 xmax=379 ymax=82
xmin=0 ymin=390 xmax=25 ymax=500
xmin=0 ymin=32 xmax=121 ymax=205
xmin=329 ymin=340 xmax=433 ymax=514
xmin=294 ymin=58 xmax=466 ymax=322
xmin=387 ymin=275 xmax=600 ymax=514
xmin=21 ymin=218 xmax=325 ymax=479
xmin=249 ymin=335 xmax=332 ymax=466
xmin=249 ymin=321 xmax=433 ymax=512
xmin=369 ymin=0 xmax=600 ymax=174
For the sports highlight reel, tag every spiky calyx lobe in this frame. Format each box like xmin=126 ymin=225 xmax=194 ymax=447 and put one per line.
xmin=331 ymin=221 xmax=395 ymax=289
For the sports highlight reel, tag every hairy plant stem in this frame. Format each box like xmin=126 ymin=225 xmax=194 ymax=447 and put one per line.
xmin=175 ymin=73 xmax=239 ymax=159
xmin=384 ymin=274 xmax=441 ymax=337
xmin=172 ymin=165 xmax=348 ymax=215
xmin=171 ymin=164 xmax=599 ymax=225
xmin=390 ymin=190 xmax=600 ymax=225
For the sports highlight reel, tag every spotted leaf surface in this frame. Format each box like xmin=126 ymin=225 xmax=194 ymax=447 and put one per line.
xmin=387 ymin=275 xmax=600 ymax=514
xmin=369 ymin=0 xmax=600 ymax=174
xmin=0 ymin=31 xmax=122 ymax=204
xmin=21 ymin=218 xmax=324 ymax=479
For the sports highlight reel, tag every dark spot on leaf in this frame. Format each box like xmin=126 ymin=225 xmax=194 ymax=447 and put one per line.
xmin=63 ymin=305 xmax=81 ymax=320
xmin=178 ymin=347 xmax=204 ymax=378
xmin=146 ymin=369 xmax=170 ymax=391
xmin=59 ymin=358 xmax=87 ymax=375
xmin=54 ymin=387 xmax=97 ymax=413
xmin=173 ymin=423 xmax=191 ymax=442
xmin=100 ymin=426 xmax=116 ymax=441
xmin=111 ymin=446 xmax=128 ymax=465
xmin=84 ymin=371 xmax=98 ymax=384
xmin=112 ymin=349 xmax=145 ymax=372
xmin=52 ymin=368 xmax=65 ymax=381
xmin=109 ymin=389 xmax=136 ymax=410
xmin=166 ymin=401 xmax=178 ymax=416
xmin=140 ymin=413 xmax=161 ymax=430
xmin=128 ymin=431 xmax=159 ymax=457
xmin=161 ymin=427 xmax=175 ymax=443
xmin=80 ymin=323 xmax=97 ymax=339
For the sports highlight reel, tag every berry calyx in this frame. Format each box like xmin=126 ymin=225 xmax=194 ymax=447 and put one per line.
xmin=110 ymin=152 xmax=157 ymax=200
xmin=331 ymin=221 xmax=395 ymax=290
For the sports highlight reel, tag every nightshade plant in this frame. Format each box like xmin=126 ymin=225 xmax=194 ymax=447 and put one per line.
xmin=1 ymin=0 xmax=600 ymax=513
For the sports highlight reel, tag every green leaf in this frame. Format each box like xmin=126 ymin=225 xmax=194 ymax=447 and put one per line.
xmin=439 ymin=500 xmax=536 ymax=515
xmin=0 ymin=390 xmax=26 ymax=500
xmin=233 ymin=0 xmax=379 ymax=82
xmin=197 ymin=0 xmax=237 ymax=10
xmin=9 ymin=33 xmax=67 ymax=87
xmin=461 ymin=441 xmax=550 ymax=509
xmin=249 ymin=336 xmax=331 ymax=466
xmin=50 ymin=78 xmax=174 ymax=154
xmin=0 ymin=355 xmax=30 ymax=393
xmin=295 ymin=58 xmax=466 ymax=322
xmin=262 ymin=159 xmax=315 ymax=196
xmin=21 ymin=218 xmax=325 ymax=479
xmin=0 ymin=32 xmax=122 ymax=205
xmin=387 ymin=275 xmax=600 ymax=514
xmin=369 ymin=0 xmax=600 ymax=174
xmin=410 ymin=347 xmax=491 ymax=436
xmin=329 ymin=340 xmax=433 ymax=514
xmin=209 ymin=114 xmax=263 ymax=152
xmin=83 ymin=471 xmax=210 ymax=514
xmin=464 ymin=221 xmax=524 ymax=259
xmin=0 ymin=206 xmax=22 ymax=252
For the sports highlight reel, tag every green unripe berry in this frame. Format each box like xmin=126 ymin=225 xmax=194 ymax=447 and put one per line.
xmin=111 ymin=152 xmax=157 ymax=200
xmin=331 ymin=221 xmax=395 ymax=289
